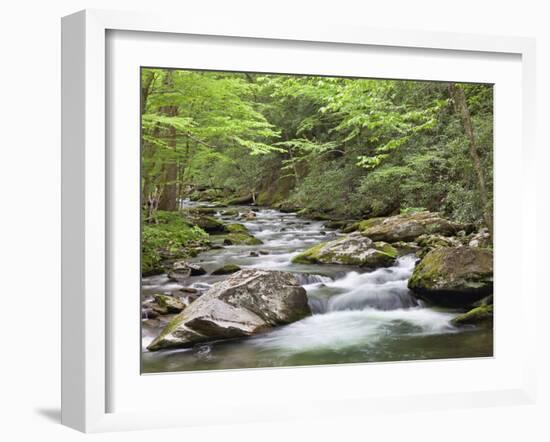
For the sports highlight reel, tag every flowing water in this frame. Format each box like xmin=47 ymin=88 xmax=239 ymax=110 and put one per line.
xmin=141 ymin=202 xmax=493 ymax=373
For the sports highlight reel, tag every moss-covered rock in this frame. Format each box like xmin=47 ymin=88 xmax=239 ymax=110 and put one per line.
xmin=221 ymin=209 xmax=239 ymax=216
xmin=416 ymin=233 xmax=464 ymax=258
xmin=341 ymin=222 xmax=360 ymax=233
xmin=211 ymin=264 xmax=242 ymax=275
xmin=190 ymin=215 xmax=227 ymax=233
xmin=452 ymin=304 xmax=493 ymax=326
xmin=392 ymin=241 xmax=421 ymax=256
xmin=221 ymin=233 xmax=263 ymax=245
xmin=224 ymin=194 xmax=254 ymax=205
xmin=358 ymin=211 xmax=464 ymax=243
xmin=189 ymin=206 xmax=218 ymax=215
xmin=211 ymin=223 xmax=263 ymax=246
xmin=408 ymin=246 xmax=493 ymax=307
xmin=226 ymin=223 xmax=249 ymax=234
xmin=141 ymin=210 xmax=209 ymax=275
xmin=292 ymin=232 xmax=397 ymax=268
xmin=152 ymin=294 xmax=186 ymax=314
xmin=324 ymin=219 xmax=358 ymax=230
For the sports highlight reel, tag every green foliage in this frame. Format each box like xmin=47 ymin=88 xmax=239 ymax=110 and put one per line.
xmin=141 ymin=211 xmax=208 ymax=274
xmin=141 ymin=68 xmax=493 ymax=231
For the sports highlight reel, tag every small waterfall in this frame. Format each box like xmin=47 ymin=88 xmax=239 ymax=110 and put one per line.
xmin=292 ymin=272 xmax=333 ymax=286
xmin=308 ymin=296 xmax=329 ymax=314
xmin=327 ymin=283 xmax=418 ymax=311
xmin=308 ymin=255 xmax=419 ymax=313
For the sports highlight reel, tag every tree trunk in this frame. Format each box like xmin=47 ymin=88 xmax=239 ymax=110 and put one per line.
xmin=157 ymin=71 xmax=179 ymax=211
xmin=448 ymin=83 xmax=492 ymax=234
xmin=140 ymin=71 xmax=156 ymax=207
xmin=140 ymin=70 xmax=156 ymax=116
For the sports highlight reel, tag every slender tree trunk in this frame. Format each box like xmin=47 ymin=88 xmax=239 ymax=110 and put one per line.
xmin=140 ymin=70 xmax=156 ymax=116
xmin=140 ymin=71 xmax=156 ymax=207
xmin=157 ymin=71 xmax=179 ymax=211
xmin=449 ymin=83 xmax=493 ymax=234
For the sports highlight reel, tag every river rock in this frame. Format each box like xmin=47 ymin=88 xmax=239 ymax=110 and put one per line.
xmin=358 ymin=211 xmax=464 ymax=243
xmin=291 ymin=232 xmax=398 ymax=267
xmin=174 ymin=260 xmax=206 ymax=275
xmin=391 ymin=241 xmax=421 ymax=256
xmin=152 ymin=294 xmax=186 ymax=314
xmin=324 ymin=220 xmax=355 ymax=229
xmin=211 ymin=264 xmax=241 ymax=275
xmin=147 ymin=269 xmax=311 ymax=351
xmin=214 ymin=223 xmax=263 ymax=246
xmin=468 ymin=228 xmax=492 ymax=248
xmin=416 ymin=233 xmax=464 ymax=258
xmin=190 ymin=206 xmax=218 ymax=215
xmin=452 ymin=304 xmax=493 ymax=326
xmin=190 ymin=215 xmax=227 ymax=233
xmin=408 ymin=246 xmax=493 ymax=307
xmin=167 ymin=261 xmax=206 ymax=281
xmin=142 ymin=307 xmax=159 ymax=319
xmin=225 ymin=194 xmax=254 ymax=205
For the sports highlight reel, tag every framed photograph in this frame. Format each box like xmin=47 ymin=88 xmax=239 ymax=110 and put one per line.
xmin=62 ymin=9 xmax=537 ymax=432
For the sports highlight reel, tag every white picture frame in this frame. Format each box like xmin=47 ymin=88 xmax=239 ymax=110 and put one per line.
xmin=61 ymin=9 xmax=538 ymax=433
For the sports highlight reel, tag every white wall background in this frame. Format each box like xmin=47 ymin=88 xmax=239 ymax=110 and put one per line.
xmin=0 ymin=1 xmax=547 ymax=440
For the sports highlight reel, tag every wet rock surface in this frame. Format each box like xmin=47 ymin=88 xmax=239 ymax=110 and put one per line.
xmin=147 ymin=269 xmax=311 ymax=351
xmin=408 ymin=246 xmax=493 ymax=307
xmin=292 ymin=232 xmax=397 ymax=268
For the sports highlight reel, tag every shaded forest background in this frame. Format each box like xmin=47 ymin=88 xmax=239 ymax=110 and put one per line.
xmin=141 ymin=68 xmax=493 ymax=227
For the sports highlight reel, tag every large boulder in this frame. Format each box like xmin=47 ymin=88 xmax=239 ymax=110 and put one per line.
xmin=408 ymin=247 xmax=493 ymax=307
xmin=212 ymin=223 xmax=263 ymax=246
xmin=225 ymin=194 xmax=254 ymax=205
xmin=292 ymin=232 xmax=397 ymax=268
xmin=147 ymin=269 xmax=311 ymax=351
xmin=190 ymin=215 xmax=227 ymax=233
xmin=358 ymin=211 xmax=464 ymax=243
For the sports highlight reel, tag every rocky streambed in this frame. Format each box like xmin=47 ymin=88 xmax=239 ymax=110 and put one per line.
xmin=141 ymin=202 xmax=493 ymax=373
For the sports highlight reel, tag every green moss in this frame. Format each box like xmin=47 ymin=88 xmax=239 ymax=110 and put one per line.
xmin=190 ymin=206 xmax=218 ymax=215
xmin=148 ymin=310 xmax=188 ymax=349
xmin=292 ymin=239 xmax=396 ymax=267
xmin=142 ymin=210 xmax=209 ymax=274
xmin=211 ymin=264 xmax=241 ymax=275
xmin=226 ymin=223 xmax=249 ymax=234
xmin=341 ymin=222 xmax=360 ymax=233
xmin=374 ymin=241 xmax=398 ymax=258
xmin=291 ymin=242 xmax=326 ymax=264
xmin=191 ymin=215 xmax=227 ymax=233
xmin=452 ymin=304 xmax=493 ymax=326
xmin=226 ymin=233 xmax=263 ymax=245
xmin=357 ymin=217 xmax=383 ymax=232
